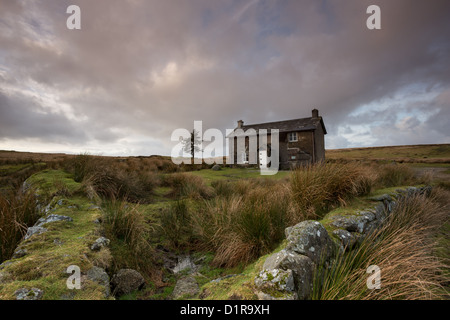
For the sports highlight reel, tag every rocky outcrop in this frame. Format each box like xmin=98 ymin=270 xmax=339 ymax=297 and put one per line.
xmin=255 ymin=186 xmax=433 ymax=300
xmin=111 ymin=269 xmax=145 ymax=296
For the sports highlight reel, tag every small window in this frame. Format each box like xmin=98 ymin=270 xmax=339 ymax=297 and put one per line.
xmin=291 ymin=156 xmax=296 ymax=160
xmin=288 ymin=132 xmax=298 ymax=142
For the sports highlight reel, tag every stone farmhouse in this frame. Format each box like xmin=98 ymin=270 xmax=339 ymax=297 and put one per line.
xmin=227 ymin=109 xmax=327 ymax=170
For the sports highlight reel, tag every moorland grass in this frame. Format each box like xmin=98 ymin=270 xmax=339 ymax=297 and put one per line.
xmin=290 ymin=162 xmax=376 ymax=219
xmin=311 ymin=188 xmax=450 ymax=300
xmin=0 ymin=188 xmax=38 ymax=263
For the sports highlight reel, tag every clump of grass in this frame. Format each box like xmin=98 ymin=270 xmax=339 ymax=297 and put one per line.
xmin=82 ymin=168 xmax=157 ymax=203
xmin=190 ymin=183 xmax=293 ymax=267
xmin=101 ymin=197 xmax=156 ymax=277
xmin=210 ymin=180 xmax=235 ymax=198
xmin=158 ymin=200 xmax=194 ymax=249
xmin=65 ymin=154 xmax=158 ymax=203
xmin=163 ymin=172 xmax=213 ymax=199
xmin=375 ymin=163 xmax=416 ymax=187
xmin=290 ymin=162 xmax=376 ymax=219
xmin=312 ymin=188 xmax=449 ymax=300
xmin=67 ymin=153 xmax=96 ymax=183
xmin=0 ymin=188 xmax=39 ymax=263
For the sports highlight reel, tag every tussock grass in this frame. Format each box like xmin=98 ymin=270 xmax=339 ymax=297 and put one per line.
xmin=157 ymin=178 xmax=294 ymax=267
xmin=0 ymin=188 xmax=38 ymax=263
xmin=312 ymin=188 xmax=450 ymax=300
xmin=102 ymin=196 xmax=156 ymax=277
xmin=158 ymin=200 xmax=193 ymax=249
xmin=66 ymin=154 xmax=158 ymax=203
xmin=375 ymin=163 xmax=416 ymax=187
xmin=163 ymin=172 xmax=213 ymax=199
xmin=290 ymin=162 xmax=376 ymax=219
xmin=190 ymin=183 xmax=293 ymax=267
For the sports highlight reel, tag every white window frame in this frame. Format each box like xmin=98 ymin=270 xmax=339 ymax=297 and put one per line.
xmin=288 ymin=132 xmax=298 ymax=142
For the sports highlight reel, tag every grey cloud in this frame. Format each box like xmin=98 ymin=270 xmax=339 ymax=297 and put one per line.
xmin=0 ymin=91 xmax=87 ymax=143
xmin=0 ymin=0 xmax=449 ymax=155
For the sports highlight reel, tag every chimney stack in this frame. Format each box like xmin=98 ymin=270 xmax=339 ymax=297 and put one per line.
xmin=237 ymin=120 xmax=244 ymax=128
xmin=312 ymin=109 xmax=319 ymax=118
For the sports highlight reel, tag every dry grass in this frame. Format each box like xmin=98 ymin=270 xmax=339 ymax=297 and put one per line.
xmin=65 ymin=154 xmax=159 ymax=203
xmin=163 ymin=172 xmax=213 ymax=199
xmin=0 ymin=188 xmax=39 ymax=262
xmin=190 ymin=183 xmax=293 ymax=267
xmin=158 ymin=200 xmax=194 ymax=249
xmin=158 ymin=178 xmax=294 ymax=267
xmin=313 ymin=188 xmax=450 ymax=300
xmin=290 ymin=162 xmax=376 ymax=219
xmin=102 ymin=196 xmax=157 ymax=278
xmin=374 ymin=163 xmax=416 ymax=187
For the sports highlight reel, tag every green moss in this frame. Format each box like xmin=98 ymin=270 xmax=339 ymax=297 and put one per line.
xmin=0 ymin=191 xmax=110 ymax=300
xmin=198 ymin=252 xmax=272 ymax=300
xmin=27 ymin=169 xmax=82 ymax=197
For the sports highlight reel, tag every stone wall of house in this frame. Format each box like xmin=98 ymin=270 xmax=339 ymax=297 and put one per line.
xmin=254 ymin=186 xmax=432 ymax=300
xmin=313 ymin=124 xmax=326 ymax=163
xmin=231 ymin=127 xmax=324 ymax=169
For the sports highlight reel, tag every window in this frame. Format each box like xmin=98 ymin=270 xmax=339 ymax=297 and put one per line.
xmin=291 ymin=156 xmax=296 ymax=160
xmin=288 ymin=132 xmax=298 ymax=142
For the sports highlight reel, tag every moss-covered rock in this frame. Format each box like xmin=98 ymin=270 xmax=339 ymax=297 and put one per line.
xmin=254 ymin=268 xmax=297 ymax=300
xmin=285 ymin=220 xmax=335 ymax=264
xmin=0 ymin=194 xmax=112 ymax=300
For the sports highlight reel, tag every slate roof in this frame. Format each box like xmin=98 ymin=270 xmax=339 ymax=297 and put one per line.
xmin=228 ymin=116 xmax=327 ymax=137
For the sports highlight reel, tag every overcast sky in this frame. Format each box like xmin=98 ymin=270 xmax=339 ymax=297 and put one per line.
xmin=1 ymin=0 xmax=449 ymax=156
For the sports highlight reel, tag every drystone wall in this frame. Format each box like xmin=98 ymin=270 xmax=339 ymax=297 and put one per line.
xmin=254 ymin=186 xmax=433 ymax=300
